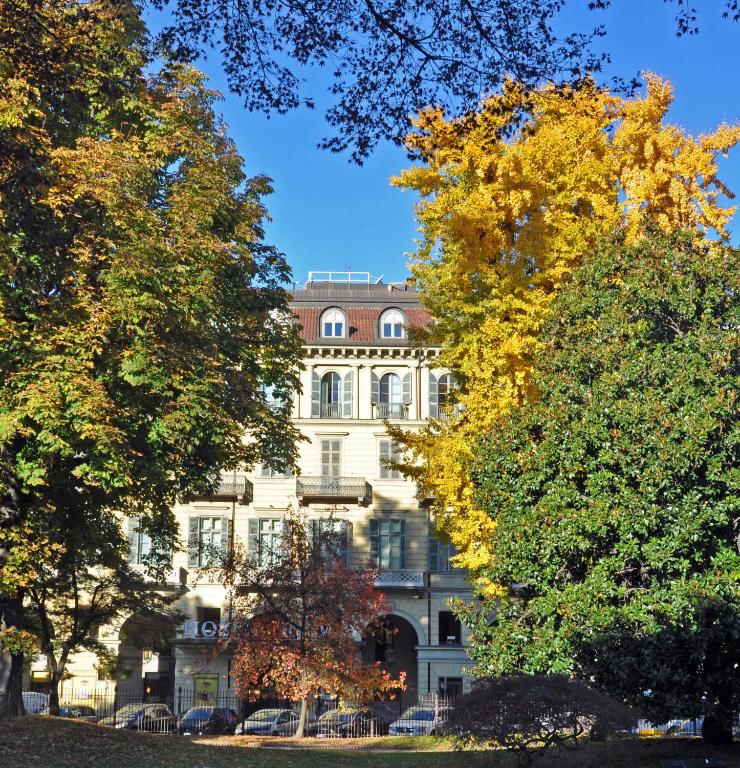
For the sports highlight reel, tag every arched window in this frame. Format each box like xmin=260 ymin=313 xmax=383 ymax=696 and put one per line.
xmin=321 ymin=307 xmax=345 ymax=338
xmin=438 ymin=374 xmax=453 ymax=410
xmin=380 ymin=308 xmax=405 ymax=338
xmin=379 ymin=372 xmax=402 ymax=418
xmin=320 ymin=371 xmax=341 ymax=417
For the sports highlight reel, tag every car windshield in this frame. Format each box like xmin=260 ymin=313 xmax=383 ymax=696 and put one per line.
xmin=320 ymin=709 xmax=356 ymax=722
xmin=182 ymin=708 xmax=213 ymax=720
xmin=248 ymin=709 xmax=284 ymax=721
xmin=401 ymin=707 xmax=435 ymax=721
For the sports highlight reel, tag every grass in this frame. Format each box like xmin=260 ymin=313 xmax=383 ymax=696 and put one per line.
xmin=1 ymin=716 xmax=739 ymax=768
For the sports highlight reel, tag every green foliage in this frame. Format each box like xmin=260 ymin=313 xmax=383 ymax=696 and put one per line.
xmin=0 ymin=0 xmax=301 ymax=714
xmin=462 ymin=228 xmax=739 ymax=725
xmin=446 ymin=675 xmax=633 ymax=764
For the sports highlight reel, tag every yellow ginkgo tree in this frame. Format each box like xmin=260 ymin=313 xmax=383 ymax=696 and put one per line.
xmin=389 ymin=75 xmax=740 ymax=594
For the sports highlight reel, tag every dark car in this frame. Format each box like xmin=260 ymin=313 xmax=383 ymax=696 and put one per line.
xmin=178 ymin=706 xmax=234 ymax=736
xmin=309 ymin=708 xmax=378 ymax=738
xmin=233 ymin=708 xmax=300 ymax=736
xmin=40 ymin=704 xmax=97 ymax=722
xmin=224 ymin=708 xmax=239 ymax=733
xmin=98 ymin=703 xmax=177 ymax=732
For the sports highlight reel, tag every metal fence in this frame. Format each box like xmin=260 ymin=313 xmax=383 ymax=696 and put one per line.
xmin=32 ymin=688 xmax=738 ymax=741
xmin=28 ymin=687 xmax=458 ymax=738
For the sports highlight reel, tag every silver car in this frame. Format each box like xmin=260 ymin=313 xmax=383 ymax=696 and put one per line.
xmin=388 ymin=705 xmax=449 ymax=736
xmin=234 ymin=708 xmax=300 ymax=736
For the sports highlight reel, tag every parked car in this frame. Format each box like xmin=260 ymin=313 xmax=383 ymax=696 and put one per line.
xmin=178 ymin=706 xmax=234 ymax=736
xmin=224 ymin=708 xmax=239 ymax=733
xmin=388 ymin=705 xmax=449 ymax=736
xmin=233 ymin=708 xmax=300 ymax=736
xmin=98 ymin=703 xmax=177 ymax=732
xmin=22 ymin=692 xmax=49 ymax=714
xmin=309 ymin=708 xmax=378 ymax=738
xmin=40 ymin=704 xmax=97 ymax=722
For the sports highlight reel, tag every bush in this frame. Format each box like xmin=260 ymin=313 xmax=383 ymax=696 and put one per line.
xmin=445 ymin=675 xmax=634 ymax=764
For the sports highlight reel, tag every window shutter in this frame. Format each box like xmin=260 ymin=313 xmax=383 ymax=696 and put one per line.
xmin=342 ymin=369 xmax=353 ymax=417
xmin=127 ymin=518 xmax=138 ymax=564
xmin=341 ymin=520 xmax=352 ymax=566
xmin=370 ymin=371 xmax=380 ymax=404
xmin=428 ymin=536 xmax=440 ymax=572
xmin=402 ymin=371 xmax=412 ymax=405
xmin=220 ymin=516 xmax=231 ymax=560
xmin=369 ymin=519 xmax=379 ymax=566
xmin=379 ymin=440 xmax=391 ymax=478
xmin=311 ymin=370 xmax=321 ymax=417
xmin=428 ymin=370 xmax=438 ymax=418
xmin=247 ymin=518 xmax=259 ymax=560
xmin=187 ymin=517 xmax=200 ymax=567
xmin=309 ymin=518 xmax=318 ymax=550
xmin=399 ymin=520 xmax=406 ymax=569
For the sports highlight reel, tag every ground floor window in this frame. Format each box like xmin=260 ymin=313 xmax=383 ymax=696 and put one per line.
xmin=438 ymin=677 xmax=464 ymax=698
xmin=438 ymin=610 xmax=461 ymax=645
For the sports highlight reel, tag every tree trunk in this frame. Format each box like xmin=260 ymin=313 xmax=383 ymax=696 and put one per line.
xmin=294 ymin=697 xmax=309 ymax=738
xmin=47 ymin=668 xmax=64 ymax=717
xmin=0 ymin=596 xmax=25 ymax=719
xmin=702 ymin=710 xmax=734 ymax=745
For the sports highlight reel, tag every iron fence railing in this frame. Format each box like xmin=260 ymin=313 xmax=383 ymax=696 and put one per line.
xmin=29 ymin=686 xmax=737 ymax=741
xmin=26 ymin=687 xmax=458 ymax=737
xmin=187 ymin=475 xmax=253 ymax=504
xmin=373 ymin=570 xmax=425 ymax=588
xmin=216 ymin=475 xmax=253 ymax=502
xmin=375 ymin=403 xmax=406 ymax=419
xmin=296 ymin=477 xmax=371 ymax=503
xmin=320 ymin=403 xmax=343 ymax=418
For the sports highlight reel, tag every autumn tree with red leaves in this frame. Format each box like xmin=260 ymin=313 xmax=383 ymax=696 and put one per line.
xmin=224 ymin=510 xmax=405 ymax=737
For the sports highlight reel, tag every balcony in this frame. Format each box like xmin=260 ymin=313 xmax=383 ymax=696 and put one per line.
xmin=435 ymin=403 xmax=465 ymax=420
xmin=188 ymin=475 xmax=253 ymax=504
xmin=319 ymin=403 xmax=343 ymax=418
xmin=374 ymin=570 xmax=425 ymax=589
xmin=415 ymin=485 xmax=435 ymax=507
xmin=375 ymin=403 xmax=406 ymax=420
xmin=296 ymin=476 xmax=371 ymax=505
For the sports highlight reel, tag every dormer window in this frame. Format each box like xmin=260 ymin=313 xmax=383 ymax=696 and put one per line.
xmin=380 ymin=308 xmax=405 ymax=338
xmin=321 ymin=308 xmax=345 ymax=338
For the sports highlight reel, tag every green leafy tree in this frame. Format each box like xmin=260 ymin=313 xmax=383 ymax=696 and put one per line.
xmin=0 ymin=0 xmax=301 ymax=717
xmin=150 ymin=0 xmax=738 ymax=162
xmin=461 ymin=228 xmax=739 ymax=742
xmin=23 ymin=507 xmax=185 ymax=716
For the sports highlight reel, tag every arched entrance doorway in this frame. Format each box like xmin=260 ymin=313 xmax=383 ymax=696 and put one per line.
xmin=115 ymin=614 xmax=175 ymax=702
xmin=362 ymin=614 xmax=418 ymax=706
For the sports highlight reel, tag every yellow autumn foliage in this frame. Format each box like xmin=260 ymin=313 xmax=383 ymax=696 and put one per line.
xmin=391 ymin=75 xmax=739 ymax=595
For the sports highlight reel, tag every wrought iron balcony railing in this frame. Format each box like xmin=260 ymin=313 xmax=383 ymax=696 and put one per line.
xmin=188 ymin=475 xmax=253 ymax=504
xmin=296 ymin=476 xmax=371 ymax=505
xmin=373 ymin=570 xmax=426 ymax=589
xmin=415 ymin=484 xmax=435 ymax=507
xmin=319 ymin=403 xmax=343 ymax=418
xmin=375 ymin=403 xmax=406 ymax=419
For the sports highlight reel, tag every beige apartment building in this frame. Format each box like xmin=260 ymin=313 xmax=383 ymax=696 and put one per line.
xmin=29 ymin=273 xmax=473 ymax=707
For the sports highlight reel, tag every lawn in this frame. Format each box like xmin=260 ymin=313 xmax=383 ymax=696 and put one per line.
xmin=2 ymin=716 xmax=739 ymax=768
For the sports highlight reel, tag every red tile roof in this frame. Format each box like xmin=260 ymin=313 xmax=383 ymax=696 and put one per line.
xmin=292 ymin=305 xmax=432 ymax=343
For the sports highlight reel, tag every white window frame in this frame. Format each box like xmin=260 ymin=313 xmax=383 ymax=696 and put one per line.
xmin=196 ymin=516 xmax=224 ymax=567
xmin=378 ymin=439 xmax=402 ymax=479
xmin=320 ymin=307 xmax=346 ymax=338
xmin=258 ymin=518 xmax=283 ymax=568
xmin=319 ymin=438 xmax=342 ymax=478
xmin=380 ymin=308 xmax=405 ymax=339
xmin=379 ymin=372 xmax=401 ymax=404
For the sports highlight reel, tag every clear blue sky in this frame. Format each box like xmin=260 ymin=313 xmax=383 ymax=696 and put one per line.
xmin=148 ymin=1 xmax=740 ymax=285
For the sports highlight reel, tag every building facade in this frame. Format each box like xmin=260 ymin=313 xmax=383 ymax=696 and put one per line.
xmin=31 ymin=273 xmax=473 ymax=707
